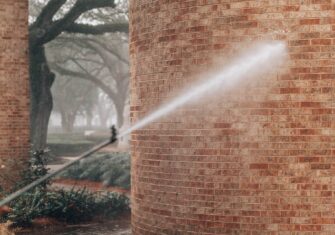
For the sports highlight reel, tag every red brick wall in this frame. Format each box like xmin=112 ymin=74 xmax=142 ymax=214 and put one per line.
xmin=130 ymin=1 xmax=335 ymax=234
xmin=0 ymin=1 xmax=29 ymax=189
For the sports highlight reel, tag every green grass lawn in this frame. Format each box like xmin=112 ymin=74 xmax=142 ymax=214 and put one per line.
xmin=47 ymin=132 xmax=109 ymax=157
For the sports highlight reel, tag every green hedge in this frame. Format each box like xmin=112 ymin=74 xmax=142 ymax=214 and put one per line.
xmin=60 ymin=153 xmax=130 ymax=189
xmin=3 ymin=188 xmax=129 ymax=226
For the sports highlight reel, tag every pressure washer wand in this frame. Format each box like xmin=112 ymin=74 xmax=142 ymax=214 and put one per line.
xmin=0 ymin=126 xmax=118 ymax=207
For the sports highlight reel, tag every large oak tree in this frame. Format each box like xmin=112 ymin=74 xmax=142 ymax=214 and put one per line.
xmin=29 ymin=0 xmax=128 ymax=150
xmin=48 ymin=34 xmax=129 ymax=129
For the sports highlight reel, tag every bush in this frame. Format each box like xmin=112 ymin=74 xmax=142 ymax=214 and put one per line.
xmin=14 ymin=150 xmax=50 ymax=191
xmin=0 ymin=150 xmax=129 ymax=227
xmin=60 ymin=152 xmax=130 ymax=189
xmin=5 ymin=188 xmax=129 ymax=226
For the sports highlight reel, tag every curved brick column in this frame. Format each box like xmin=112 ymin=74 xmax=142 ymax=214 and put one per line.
xmin=130 ymin=1 xmax=335 ymax=234
xmin=0 ymin=1 xmax=29 ymax=189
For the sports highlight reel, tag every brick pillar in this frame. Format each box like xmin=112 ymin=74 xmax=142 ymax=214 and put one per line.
xmin=130 ymin=1 xmax=335 ymax=234
xmin=0 ymin=1 xmax=29 ymax=190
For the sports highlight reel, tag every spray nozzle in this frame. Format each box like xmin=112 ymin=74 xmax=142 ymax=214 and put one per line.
xmin=110 ymin=125 xmax=118 ymax=143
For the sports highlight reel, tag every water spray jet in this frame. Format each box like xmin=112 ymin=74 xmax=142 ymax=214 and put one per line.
xmin=119 ymin=41 xmax=287 ymax=138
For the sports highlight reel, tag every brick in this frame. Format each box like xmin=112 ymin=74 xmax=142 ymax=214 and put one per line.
xmin=311 ymin=164 xmax=331 ymax=170
xmin=249 ymin=163 xmax=268 ymax=170
xmin=130 ymin=1 xmax=335 ymax=234
xmin=300 ymin=19 xmax=320 ymax=25
xmin=311 ymin=39 xmax=332 ymax=45
xmin=0 ymin=1 xmax=29 ymax=190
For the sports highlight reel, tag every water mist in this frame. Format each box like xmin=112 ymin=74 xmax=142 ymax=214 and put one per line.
xmin=120 ymin=41 xmax=287 ymax=138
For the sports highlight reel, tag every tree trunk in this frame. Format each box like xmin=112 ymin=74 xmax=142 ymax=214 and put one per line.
xmin=98 ymin=104 xmax=109 ymax=128
xmin=29 ymin=45 xmax=55 ymax=150
xmin=115 ymin=100 xmax=125 ymax=128
xmin=99 ymin=114 xmax=108 ymax=128
xmin=86 ymin=111 xmax=93 ymax=128
xmin=114 ymin=84 xmax=128 ymax=129
xmin=60 ymin=112 xmax=76 ymax=133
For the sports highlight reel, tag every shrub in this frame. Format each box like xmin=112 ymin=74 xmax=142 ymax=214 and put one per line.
xmin=60 ymin=153 xmax=130 ymax=189
xmin=0 ymin=150 xmax=129 ymax=227
xmin=15 ymin=150 xmax=50 ymax=191
xmin=5 ymin=188 xmax=129 ymax=226
xmin=5 ymin=187 xmax=129 ymax=226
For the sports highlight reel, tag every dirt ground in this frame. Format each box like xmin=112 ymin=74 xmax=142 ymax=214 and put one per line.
xmin=17 ymin=212 xmax=132 ymax=235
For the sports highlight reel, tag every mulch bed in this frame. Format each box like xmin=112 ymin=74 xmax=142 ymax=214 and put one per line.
xmin=1 ymin=211 xmax=131 ymax=235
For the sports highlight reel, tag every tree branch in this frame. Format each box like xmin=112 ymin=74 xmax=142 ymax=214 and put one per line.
xmin=51 ymin=63 xmax=118 ymax=102
xmin=34 ymin=0 xmax=116 ymax=45
xmin=34 ymin=0 xmax=67 ymax=27
xmin=64 ymin=22 xmax=128 ymax=34
xmin=54 ymin=35 xmax=129 ymax=66
xmin=88 ymin=38 xmax=129 ymax=65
